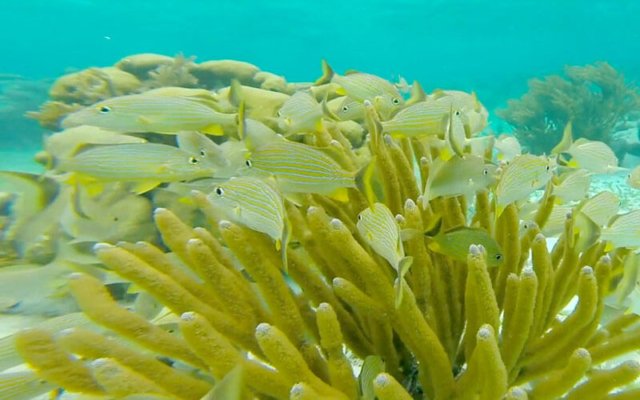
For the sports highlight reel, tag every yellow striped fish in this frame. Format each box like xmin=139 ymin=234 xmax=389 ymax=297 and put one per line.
xmin=326 ymin=96 xmax=365 ymax=121
xmin=552 ymin=168 xmax=591 ymax=203
xmin=0 ymin=371 xmax=55 ymax=400
xmin=208 ymin=176 xmax=290 ymax=271
xmin=431 ymin=90 xmax=488 ymax=134
xmin=381 ymin=100 xmax=452 ymax=138
xmin=565 ymin=138 xmax=620 ymax=174
xmin=329 ymin=67 xmax=404 ymax=120
xmin=62 ymin=94 xmax=236 ymax=135
xmin=600 ymin=210 xmax=640 ymax=250
xmin=424 ymin=155 xmax=497 ymax=202
xmin=244 ymin=138 xmax=356 ymax=200
xmin=357 ymin=203 xmax=413 ymax=308
xmin=57 ymin=143 xmax=216 ymax=194
xmin=276 ymin=91 xmax=323 ymax=135
xmin=494 ymin=154 xmax=555 ymax=215
xmin=577 ymin=190 xmax=619 ymax=226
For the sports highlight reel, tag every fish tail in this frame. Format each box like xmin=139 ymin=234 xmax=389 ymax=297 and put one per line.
xmin=314 ymin=59 xmax=334 ymax=85
xmin=236 ymin=100 xmax=246 ymax=140
xmin=355 ymin=157 xmax=377 ymax=207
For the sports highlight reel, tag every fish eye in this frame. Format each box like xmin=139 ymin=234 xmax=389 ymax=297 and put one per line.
xmin=392 ymin=98 xmax=401 ymax=105
xmin=495 ymin=254 xmax=502 ymax=261
xmin=245 ymin=160 xmax=252 ymax=167
xmin=215 ymin=187 xmax=224 ymax=196
xmin=357 ymin=214 xmax=362 ymax=221
xmin=98 ymin=105 xmax=111 ymax=114
xmin=455 ymin=110 xmax=461 ymax=116
xmin=483 ymin=168 xmax=489 ymax=175
xmin=189 ymin=156 xmax=199 ymax=164
xmin=545 ymin=165 xmax=550 ymax=171
xmin=341 ymin=105 xmax=349 ymax=112
xmin=199 ymin=149 xmax=206 ymax=157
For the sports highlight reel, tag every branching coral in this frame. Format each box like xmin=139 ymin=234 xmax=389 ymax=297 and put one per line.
xmin=11 ymin=129 xmax=640 ymax=399
xmin=497 ymin=62 xmax=640 ymax=154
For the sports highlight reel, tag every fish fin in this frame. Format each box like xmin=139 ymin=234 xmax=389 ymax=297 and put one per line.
xmin=394 ymin=278 xmax=404 ymax=309
xmin=70 ymin=182 xmax=90 ymax=219
xmin=131 ymin=181 xmax=160 ymax=195
xmin=314 ymin=118 xmax=324 ymax=132
xmin=232 ymin=205 xmax=242 ymax=217
xmin=551 ymin=121 xmax=573 ymax=155
xmin=283 ymin=193 xmax=306 ymax=206
xmin=321 ymin=94 xmax=340 ymax=121
xmin=281 ymin=217 xmax=292 ymax=274
xmin=471 ymin=91 xmax=482 ymax=112
xmin=200 ymin=124 xmax=225 ymax=136
xmin=431 ymin=89 xmax=447 ymax=100
xmin=329 ymin=187 xmax=349 ymax=202
xmin=314 ymin=59 xmax=334 ymax=85
xmin=344 ymin=69 xmax=360 ymax=75
xmin=236 ymin=101 xmax=246 ymax=140
xmin=406 ymin=80 xmax=427 ymax=106
xmin=229 ymin=79 xmax=243 ymax=106
xmin=355 ymin=157 xmax=377 ymax=207
xmin=335 ymin=87 xmax=347 ymax=96
xmin=398 ymin=256 xmax=413 ymax=279
xmin=85 ymin=181 xmax=105 ymax=197
xmin=424 ymin=216 xmax=443 ymax=237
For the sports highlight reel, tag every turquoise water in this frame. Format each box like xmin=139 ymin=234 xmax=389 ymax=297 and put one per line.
xmin=1 ymin=0 xmax=639 ymax=169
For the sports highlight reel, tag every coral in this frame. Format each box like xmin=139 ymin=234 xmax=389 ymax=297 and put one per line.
xmin=497 ymin=62 xmax=640 ymax=154
xmin=48 ymin=67 xmax=141 ymax=105
xmin=142 ymin=54 xmax=199 ymax=90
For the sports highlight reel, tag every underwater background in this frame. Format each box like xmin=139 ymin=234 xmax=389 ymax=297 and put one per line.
xmin=4 ymin=1 xmax=640 ymax=399
xmin=2 ymin=0 xmax=640 ymax=172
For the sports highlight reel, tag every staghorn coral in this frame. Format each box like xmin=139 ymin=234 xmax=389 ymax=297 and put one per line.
xmin=497 ymin=62 xmax=640 ymax=154
xmin=10 ymin=127 xmax=640 ymax=399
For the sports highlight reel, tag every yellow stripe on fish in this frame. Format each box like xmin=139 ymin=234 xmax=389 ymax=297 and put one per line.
xmin=62 ymin=93 xmax=236 ymax=135
xmin=208 ymin=176 xmax=290 ymax=271
xmin=356 ymin=202 xmax=413 ymax=308
xmin=381 ymin=100 xmax=452 ymax=138
xmin=244 ymin=138 xmax=356 ymax=199
xmin=57 ymin=143 xmax=215 ymax=194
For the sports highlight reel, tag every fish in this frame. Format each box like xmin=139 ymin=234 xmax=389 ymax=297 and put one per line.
xmin=359 ymin=355 xmax=386 ymax=400
xmin=424 ymin=155 xmax=497 ymax=202
xmin=244 ymin=138 xmax=356 ymax=200
xmin=276 ymin=91 xmax=324 ymax=134
xmin=0 ymin=371 xmax=55 ymax=400
xmin=381 ymin=100 xmax=453 ymax=138
xmin=601 ymin=210 xmax=640 ymax=250
xmin=577 ymin=190 xmax=619 ymax=226
xmin=56 ymin=143 xmax=216 ymax=195
xmin=356 ymin=203 xmax=413 ymax=308
xmin=427 ymin=226 xmax=503 ymax=267
xmin=61 ymin=93 xmax=236 ymax=135
xmin=176 ymin=131 xmax=227 ymax=167
xmin=494 ymin=154 xmax=555 ymax=216
xmin=219 ymin=80 xmax=289 ymax=119
xmin=431 ymin=89 xmax=488 ymax=134
xmin=565 ymin=138 xmax=620 ymax=174
xmin=494 ymin=135 xmax=522 ymax=162
xmin=208 ymin=176 xmax=290 ymax=271
xmin=324 ymin=61 xmax=404 ymax=119
xmin=443 ymin=107 xmax=468 ymax=159
xmin=60 ymin=185 xmax=155 ymax=244
xmin=0 ymin=262 xmax=78 ymax=316
xmin=627 ymin=165 xmax=640 ymax=189
xmin=552 ymin=169 xmax=591 ymax=203
xmin=326 ymin=96 xmax=365 ymax=121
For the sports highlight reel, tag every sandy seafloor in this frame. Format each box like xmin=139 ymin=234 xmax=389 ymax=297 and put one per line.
xmin=0 ymin=150 xmax=639 ymax=399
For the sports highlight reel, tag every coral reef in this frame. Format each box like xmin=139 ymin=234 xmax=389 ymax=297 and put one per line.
xmin=2 ymin=56 xmax=640 ymax=399
xmin=497 ymin=62 xmax=640 ymax=154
